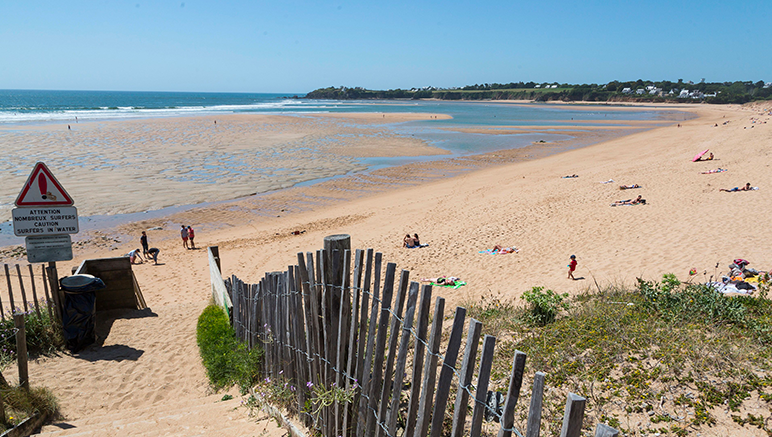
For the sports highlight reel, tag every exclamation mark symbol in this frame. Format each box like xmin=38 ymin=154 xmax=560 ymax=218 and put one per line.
xmin=39 ymin=174 xmax=48 ymax=200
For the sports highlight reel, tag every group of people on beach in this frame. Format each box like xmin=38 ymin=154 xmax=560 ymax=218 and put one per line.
xmin=128 ymin=230 xmax=160 ymax=265
xmin=403 ymin=233 xmax=423 ymax=248
xmin=127 ymin=225 xmax=197 ymax=265
xmin=181 ymin=225 xmax=196 ymax=249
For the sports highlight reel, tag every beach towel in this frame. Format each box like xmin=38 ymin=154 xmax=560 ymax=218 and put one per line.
xmin=406 ymin=244 xmax=429 ymax=249
xmin=610 ymin=202 xmax=645 ymax=207
xmin=479 ymin=247 xmax=519 ymax=254
xmin=701 ymin=168 xmax=727 ymax=174
xmin=422 ymin=276 xmax=466 ymax=289
xmin=706 ymin=281 xmax=755 ymax=295
xmin=599 ymin=179 xmax=614 ymax=184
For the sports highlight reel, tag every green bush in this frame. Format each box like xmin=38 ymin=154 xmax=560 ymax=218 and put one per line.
xmin=196 ymin=305 xmax=262 ymax=391
xmin=521 ymin=286 xmax=569 ymax=326
xmin=637 ymin=274 xmax=772 ymax=344
xmin=0 ymin=306 xmax=64 ymax=360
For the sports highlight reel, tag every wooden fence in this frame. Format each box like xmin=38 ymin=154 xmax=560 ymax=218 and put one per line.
xmin=209 ymin=241 xmax=620 ymax=437
xmin=0 ymin=263 xmax=58 ymax=322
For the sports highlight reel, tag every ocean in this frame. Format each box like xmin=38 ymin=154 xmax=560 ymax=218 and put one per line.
xmin=0 ymin=90 xmax=685 ymax=246
xmin=0 ymin=88 xmax=678 ymax=156
xmin=0 ymin=89 xmax=670 ymax=125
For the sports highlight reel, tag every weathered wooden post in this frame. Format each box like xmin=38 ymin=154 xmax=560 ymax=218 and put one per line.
xmin=470 ymin=335 xmax=496 ymax=437
xmin=4 ymin=264 xmax=15 ymax=314
xmin=594 ymin=423 xmax=619 ymax=437
xmin=14 ymin=313 xmax=29 ymax=390
xmin=559 ymin=393 xmax=586 ymax=437
xmin=46 ymin=262 xmax=62 ymax=323
xmin=323 ymin=234 xmax=351 ymax=286
xmin=451 ymin=319 xmax=483 ymax=437
xmin=28 ymin=265 xmax=42 ymax=318
xmin=498 ymin=350 xmax=527 ymax=437
xmin=15 ymin=265 xmax=29 ymax=312
xmin=525 ymin=372 xmax=546 ymax=437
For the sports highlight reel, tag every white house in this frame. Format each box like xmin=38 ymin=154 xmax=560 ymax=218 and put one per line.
xmin=636 ymin=89 xmax=645 ymax=95
xmin=622 ymin=87 xmax=632 ymax=94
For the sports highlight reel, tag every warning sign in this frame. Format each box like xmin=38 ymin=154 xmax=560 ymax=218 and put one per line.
xmin=15 ymin=162 xmax=74 ymax=206
xmin=12 ymin=206 xmax=79 ymax=236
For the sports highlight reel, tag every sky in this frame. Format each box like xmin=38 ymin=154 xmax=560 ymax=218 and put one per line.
xmin=1 ymin=1 xmax=769 ymax=93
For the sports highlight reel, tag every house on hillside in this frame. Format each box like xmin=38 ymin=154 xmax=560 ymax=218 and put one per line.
xmin=636 ymin=89 xmax=645 ymax=95
xmin=622 ymin=88 xmax=632 ymax=94
xmin=679 ymin=90 xmax=690 ymax=98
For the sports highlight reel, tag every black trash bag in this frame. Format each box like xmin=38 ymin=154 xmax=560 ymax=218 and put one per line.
xmin=484 ymin=390 xmax=505 ymax=422
xmin=60 ymin=274 xmax=106 ymax=353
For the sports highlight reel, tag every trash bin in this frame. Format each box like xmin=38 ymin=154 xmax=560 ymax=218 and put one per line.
xmin=60 ymin=274 xmax=106 ymax=353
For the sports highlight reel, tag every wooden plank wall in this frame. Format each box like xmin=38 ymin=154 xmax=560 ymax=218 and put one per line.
xmin=74 ymin=257 xmax=145 ymax=311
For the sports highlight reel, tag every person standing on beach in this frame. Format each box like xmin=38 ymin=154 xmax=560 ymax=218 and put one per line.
xmin=568 ymin=255 xmax=577 ymax=280
xmin=187 ymin=226 xmax=196 ymax=249
xmin=140 ymin=231 xmax=149 ymax=256
xmin=181 ymin=225 xmax=189 ymax=249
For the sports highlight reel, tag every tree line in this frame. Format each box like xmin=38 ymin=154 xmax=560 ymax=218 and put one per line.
xmin=305 ymin=80 xmax=771 ymax=104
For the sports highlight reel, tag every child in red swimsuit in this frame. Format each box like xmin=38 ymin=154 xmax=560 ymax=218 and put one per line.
xmin=568 ymin=255 xmax=577 ymax=280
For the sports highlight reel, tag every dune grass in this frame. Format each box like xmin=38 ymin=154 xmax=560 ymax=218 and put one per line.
xmin=464 ymin=276 xmax=772 ymax=436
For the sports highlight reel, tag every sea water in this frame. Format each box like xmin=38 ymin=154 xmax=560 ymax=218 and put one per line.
xmin=0 ymin=90 xmax=687 ymax=245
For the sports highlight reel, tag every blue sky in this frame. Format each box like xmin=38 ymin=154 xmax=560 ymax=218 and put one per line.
xmin=1 ymin=1 xmax=769 ymax=93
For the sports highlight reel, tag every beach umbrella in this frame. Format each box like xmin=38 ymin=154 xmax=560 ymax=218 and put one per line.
xmin=692 ymin=149 xmax=709 ymax=162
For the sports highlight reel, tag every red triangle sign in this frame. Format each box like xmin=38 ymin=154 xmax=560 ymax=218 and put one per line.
xmin=15 ymin=162 xmax=74 ymax=206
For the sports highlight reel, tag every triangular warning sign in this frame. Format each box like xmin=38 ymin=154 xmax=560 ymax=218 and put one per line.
xmin=15 ymin=162 xmax=74 ymax=206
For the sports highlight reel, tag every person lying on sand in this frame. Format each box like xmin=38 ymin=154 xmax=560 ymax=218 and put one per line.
xmin=421 ymin=276 xmax=462 ymax=286
xmin=404 ymin=234 xmax=415 ymax=248
xmin=619 ymin=184 xmax=641 ymax=190
xmin=483 ymin=245 xmax=518 ymax=254
xmin=562 ymin=174 xmax=579 ymax=178
xmin=720 ymin=183 xmax=753 ymax=192
xmin=611 ymin=195 xmax=646 ymax=206
xmin=695 ymin=152 xmax=715 ymax=162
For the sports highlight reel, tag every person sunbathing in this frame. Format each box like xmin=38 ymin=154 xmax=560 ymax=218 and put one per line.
xmin=720 ymin=183 xmax=752 ymax=192
xmin=403 ymin=234 xmax=415 ymax=248
xmin=619 ymin=184 xmax=641 ymax=190
xmin=421 ymin=276 xmax=462 ymax=286
xmin=612 ymin=195 xmax=645 ymax=206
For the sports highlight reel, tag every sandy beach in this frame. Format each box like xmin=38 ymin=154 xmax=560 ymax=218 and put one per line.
xmin=2 ymin=101 xmax=772 ymax=436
